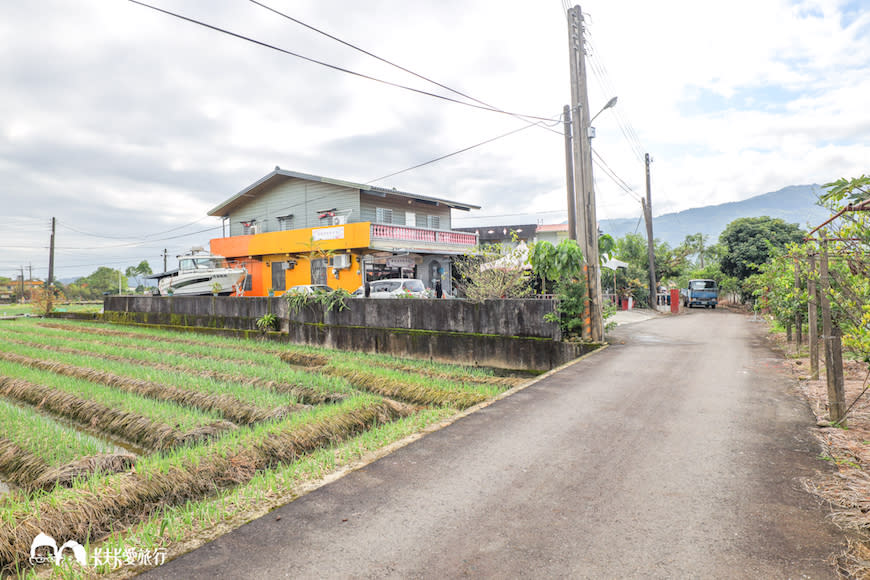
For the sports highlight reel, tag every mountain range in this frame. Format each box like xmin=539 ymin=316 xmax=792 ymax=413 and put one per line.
xmin=599 ymin=184 xmax=831 ymax=247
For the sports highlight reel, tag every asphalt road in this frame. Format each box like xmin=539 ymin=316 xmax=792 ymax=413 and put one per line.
xmin=143 ymin=309 xmax=842 ymax=579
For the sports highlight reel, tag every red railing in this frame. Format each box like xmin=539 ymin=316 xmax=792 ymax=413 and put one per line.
xmin=370 ymin=224 xmax=477 ymax=246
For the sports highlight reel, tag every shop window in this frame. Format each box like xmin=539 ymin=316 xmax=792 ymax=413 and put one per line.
xmin=271 ymin=261 xmax=287 ymax=291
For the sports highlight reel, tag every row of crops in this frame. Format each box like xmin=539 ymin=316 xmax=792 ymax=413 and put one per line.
xmin=0 ymin=318 xmax=523 ymax=577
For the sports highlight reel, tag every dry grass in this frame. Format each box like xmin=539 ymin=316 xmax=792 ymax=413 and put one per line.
xmin=279 ymin=349 xmax=523 ymax=388
xmin=0 ymin=350 xmax=300 ymax=425
xmin=31 ymin=454 xmax=136 ymax=492
xmin=325 ymin=367 xmax=488 ymax=409
xmin=0 ymin=375 xmax=235 ymax=453
xmin=771 ymin=331 xmax=870 ymax=578
xmin=279 ymin=351 xmax=330 ymax=367
xmin=9 ymin=335 xmax=346 ymax=406
xmin=0 ymin=400 xmax=408 ymax=573
xmin=0 ymin=438 xmax=50 ymax=489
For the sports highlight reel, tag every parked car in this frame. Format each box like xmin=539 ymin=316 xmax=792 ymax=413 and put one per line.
xmin=286 ymin=284 xmax=333 ymax=294
xmin=352 ymin=278 xmax=429 ymax=298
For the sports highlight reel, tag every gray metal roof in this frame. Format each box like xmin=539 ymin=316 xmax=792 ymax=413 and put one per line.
xmin=208 ymin=168 xmax=481 ymax=217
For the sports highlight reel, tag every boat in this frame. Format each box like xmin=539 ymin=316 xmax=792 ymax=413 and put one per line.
xmin=148 ymin=249 xmax=247 ymax=296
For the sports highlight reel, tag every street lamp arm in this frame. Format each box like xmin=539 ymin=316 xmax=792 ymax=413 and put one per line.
xmin=589 ymin=96 xmax=618 ymax=124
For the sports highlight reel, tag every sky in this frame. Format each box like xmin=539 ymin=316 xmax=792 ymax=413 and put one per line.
xmin=2 ymin=0 xmax=868 ymax=281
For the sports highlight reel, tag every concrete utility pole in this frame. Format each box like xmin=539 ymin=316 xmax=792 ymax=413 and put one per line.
xmin=643 ymin=153 xmax=657 ymax=309
xmin=567 ymin=4 xmax=603 ymax=341
xmin=47 ymin=217 xmax=56 ymax=290
xmin=563 ymin=104 xmax=577 ymax=241
xmin=163 ymin=248 xmax=168 ymax=273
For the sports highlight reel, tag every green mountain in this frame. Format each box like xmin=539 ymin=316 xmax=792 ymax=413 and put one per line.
xmin=599 ymin=184 xmax=830 ymax=246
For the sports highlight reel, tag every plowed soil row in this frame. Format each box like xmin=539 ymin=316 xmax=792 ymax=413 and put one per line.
xmin=322 ymin=366 xmax=489 ymax=409
xmin=0 ymin=375 xmax=234 ymax=452
xmin=0 ymin=351 xmax=300 ymax=425
xmin=0 ymin=400 xmax=408 ymax=573
xmin=5 ymin=336 xmax=346 ymax=406
xmin=0 ymin=438 xmax=134 ymax=492
xmin=278 ymin=351 xmax=522 ymax=388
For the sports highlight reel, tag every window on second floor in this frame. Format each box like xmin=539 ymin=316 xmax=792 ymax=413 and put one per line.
xmin=427 ymin=215 xmax=441 ymax=230
xmin=277 ymin=215 xmax=294 ymax=231
xmin=376 ymin=208 xmax=393 ymax=224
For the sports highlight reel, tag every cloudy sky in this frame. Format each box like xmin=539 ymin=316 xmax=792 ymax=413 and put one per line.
xmin=2 ymin=0 xmax=868 ymax=280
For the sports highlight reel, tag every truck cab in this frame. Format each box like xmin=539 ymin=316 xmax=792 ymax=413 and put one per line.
xmin=684 ymin=279 xmax=719 ymax=309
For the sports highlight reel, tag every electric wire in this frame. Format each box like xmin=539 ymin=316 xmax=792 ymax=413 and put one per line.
xmin=250 ymin=0 xmax=559 ymax=133
xmin=583 ymin=32 xmax=646 ymax=162
xmin=367 ymin=117 xmax=560 ymax=185
xmin=126 ymin=0 xmax=554 ymax=122
xmin=592 ymin=149 xmax=643 ymax=204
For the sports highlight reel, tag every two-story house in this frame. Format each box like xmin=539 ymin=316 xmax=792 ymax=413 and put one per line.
xmin=208 ymin=168 xmax=480 ymax=296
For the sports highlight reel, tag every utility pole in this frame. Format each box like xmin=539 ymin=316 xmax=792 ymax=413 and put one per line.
xmin=47 ymin=217 xmax=56 ymax=290
xmin=563 ymin=104 xmax=577 ymax=241
xmin=162 ymin=249 xmax=168 ymax=273
xmin=643 ymin=153 xmax=657 ymax=309
xmin=19 ymin=266 xmax=25 ymax=301
xmin=567 ymin=4 xmax=603 ymax=341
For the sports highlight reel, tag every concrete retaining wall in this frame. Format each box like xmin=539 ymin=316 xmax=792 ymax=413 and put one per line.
xmin=101 ymin=296 xmax=590 ymax=371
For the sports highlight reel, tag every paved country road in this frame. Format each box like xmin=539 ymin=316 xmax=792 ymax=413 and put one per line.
xmin=143 ymin=310 xmax=842 ymax=579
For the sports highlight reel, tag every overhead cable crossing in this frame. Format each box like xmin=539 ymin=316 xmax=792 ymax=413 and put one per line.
xmin=127 ymin=0 xmax=554 ymax=122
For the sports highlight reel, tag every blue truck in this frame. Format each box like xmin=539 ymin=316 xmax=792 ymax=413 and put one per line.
xmin=683 ymin=279 xmax=719 ymax=309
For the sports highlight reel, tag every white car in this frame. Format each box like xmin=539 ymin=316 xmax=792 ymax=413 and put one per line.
xmin=353 ymin=278 xmax=429 ymax=298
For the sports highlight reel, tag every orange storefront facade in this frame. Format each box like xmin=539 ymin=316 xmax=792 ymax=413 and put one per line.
xmin=210 ymin=222 xmax=372 ymax=296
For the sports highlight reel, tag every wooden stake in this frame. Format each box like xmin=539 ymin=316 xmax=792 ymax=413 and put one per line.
xmin=808 ymin=252 xmax=819 ymax=380
xmin=820 ymin=237 xmax=846 ymax=425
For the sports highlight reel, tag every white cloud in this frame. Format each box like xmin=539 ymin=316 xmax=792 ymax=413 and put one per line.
xmin=1 ymin=0 xmax=868 ymax=278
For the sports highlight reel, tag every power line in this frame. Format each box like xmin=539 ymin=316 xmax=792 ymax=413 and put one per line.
xmin=56 ymin=216 xmax=215 ymax=241
xmin=453 ymin=208 xmax=567 ymax=221
xmin=592 ymin=149 xmax=643 ymax=203
xmin=583 ymin=33 xmax=646 ymax=163
xmin=251 ymin=0 xmax=557 ymax=132
xmin=367 ymin=118 xmax=559 ymax=184
xmin=126 ymin=0 xmax=554 ymax=122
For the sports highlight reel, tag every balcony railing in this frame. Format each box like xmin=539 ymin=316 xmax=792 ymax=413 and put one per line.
xmin=370 ymin=224 xmax=478 ymax=247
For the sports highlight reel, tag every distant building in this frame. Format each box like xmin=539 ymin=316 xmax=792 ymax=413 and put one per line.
xmin=534 ymin=223 xmax=570 ymax=245
xmin=207 ymin=168 xmax=480 ymax=296
xmin=454 ymin=223 xmax=570 ymax=247
xmin=0 ymin=278 xmax=43 ymax=302
xmin=454 ymin=224 xmax=536 ymax=248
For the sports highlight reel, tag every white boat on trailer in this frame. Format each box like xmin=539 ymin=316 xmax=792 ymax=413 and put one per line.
xmin=149 ymin=249 xmax=246 ymax=296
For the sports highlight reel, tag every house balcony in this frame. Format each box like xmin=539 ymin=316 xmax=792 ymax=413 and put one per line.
xmin=369 ymin=223 xmax=478 ymax=254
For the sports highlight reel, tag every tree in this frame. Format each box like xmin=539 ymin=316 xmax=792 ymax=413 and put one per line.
xmin=125 ymin=260 xmax=153 ymax=290
xmin=528 ymin=239 xmax=588 ymax=338
xmin=452 ymin=242 xmax=532 ymax=301
xmin=73 ymin=267 xmax=127 ymax=298
xmin=679 ymin=233 xmax=710 ymax=269
xmin=719 ymin=217 xmax=805 ymax=282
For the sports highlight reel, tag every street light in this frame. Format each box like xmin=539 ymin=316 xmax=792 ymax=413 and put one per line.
xmin=588 ymin=97 xmax=618 ymax=140
xmin=590 ymin=96 xmax=618 ymax=125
